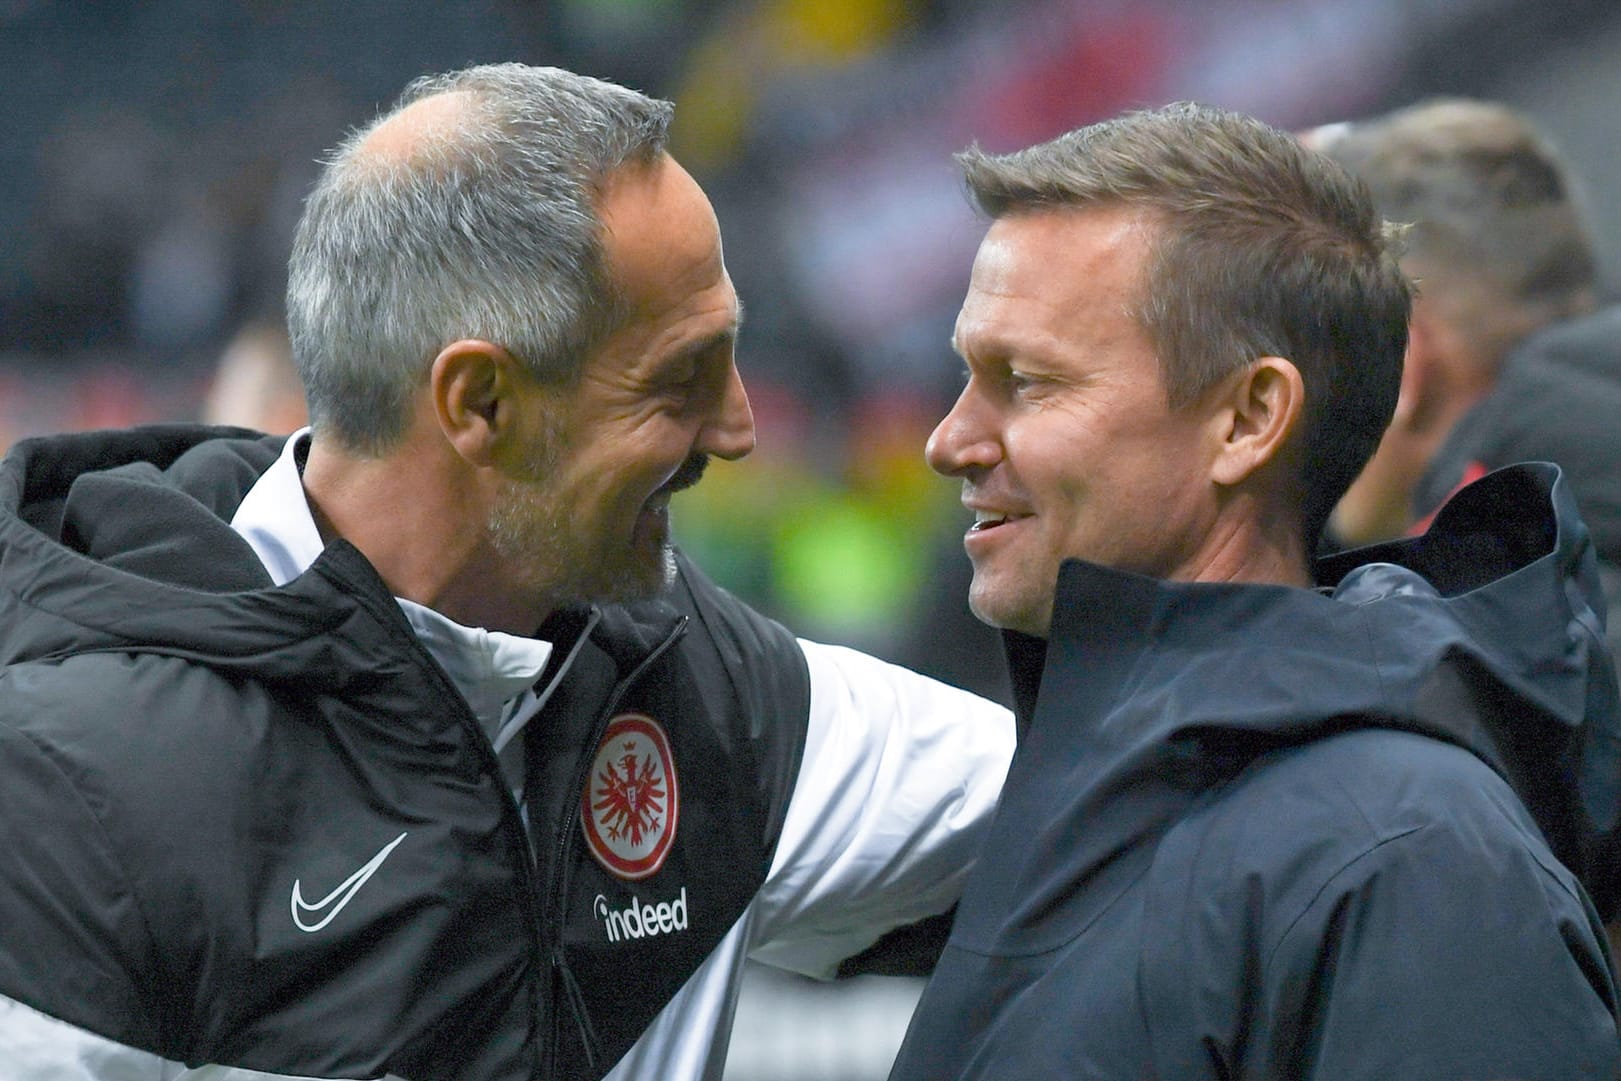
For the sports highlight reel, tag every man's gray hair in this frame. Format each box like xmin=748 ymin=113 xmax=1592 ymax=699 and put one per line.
xmin=286 ymin=63 xmax=673 ymax=455
xmin=1314 ymin=98 xmax=1597 ymax=372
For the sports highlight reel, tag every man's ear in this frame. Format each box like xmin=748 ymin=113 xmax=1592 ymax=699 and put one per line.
xmin=1390 ymin=313 xmax=1435 ymax=432
xmin=1210 ymin=355 xmax=1305 ymax=487
xmin=430 ymin=339 xmax=522 ymax=467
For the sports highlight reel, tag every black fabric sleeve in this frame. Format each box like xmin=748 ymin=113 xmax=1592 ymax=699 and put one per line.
xmin=1145 ymin=817 xmax=1621 ymax=1080
xmin=0 ymin=717 xmax=163 ymax=1053
xmin=835 ymin=907 xmax=956 ymax=978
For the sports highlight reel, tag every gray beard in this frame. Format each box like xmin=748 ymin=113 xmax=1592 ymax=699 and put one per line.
xmin=486 ymin=486 xmax=675 ymax=611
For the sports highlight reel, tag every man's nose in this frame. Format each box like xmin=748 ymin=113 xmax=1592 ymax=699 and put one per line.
xmin=698 ymin=361 xmax=755 ymax=461
xmin=925 ymin=388 xmax=999 ymax=477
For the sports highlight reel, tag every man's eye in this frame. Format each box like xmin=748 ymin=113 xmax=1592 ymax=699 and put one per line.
xmin=662 ymin=359 xmax=701 ymax=388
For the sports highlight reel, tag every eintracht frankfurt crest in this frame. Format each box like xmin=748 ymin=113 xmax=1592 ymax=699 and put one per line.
xmin=582 ymin=713 xmax=679 ymax=880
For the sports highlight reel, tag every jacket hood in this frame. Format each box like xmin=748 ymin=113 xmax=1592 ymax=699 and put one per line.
xmin=0 ymin=425 xmax=410 ymax=691
xmin=1006 ymin=462 xmax=1620 ymax=919
xmin=1416 ymin=304 xmax=1621 ymax=564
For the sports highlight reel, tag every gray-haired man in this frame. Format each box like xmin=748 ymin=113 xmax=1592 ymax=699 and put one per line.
xmin=0 ymin=64 xmax=1012 ymax=1081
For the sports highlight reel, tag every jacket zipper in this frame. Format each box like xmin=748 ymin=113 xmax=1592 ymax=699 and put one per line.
xmin=541 ymin=615 xmax=689 ymax=1078
xmin=380 ymin=613 xmax=551 ymax=1078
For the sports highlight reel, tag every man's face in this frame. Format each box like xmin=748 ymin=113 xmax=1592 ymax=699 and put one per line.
xmin=927 ymin=206 xmax=1222 ymax=638
xmin=488 ymin=154 xmax=754 ymax=609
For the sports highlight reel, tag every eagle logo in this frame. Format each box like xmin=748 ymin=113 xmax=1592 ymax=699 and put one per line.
xmin=582 ymin=713 xmax=679 ymax=879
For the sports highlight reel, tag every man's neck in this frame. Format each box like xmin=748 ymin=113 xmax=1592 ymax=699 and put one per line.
xmin=1179 ymin=496 xmax=1313 ymax=590
xmin=300 ymin=433 xmax=552 ymax=635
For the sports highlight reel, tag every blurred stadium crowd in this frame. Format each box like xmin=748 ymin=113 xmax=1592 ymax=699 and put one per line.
xmin=2 ymin=0 xmax=1619 ymax=705
xmin=4 ymin=3 xmax=1621 ymax=1080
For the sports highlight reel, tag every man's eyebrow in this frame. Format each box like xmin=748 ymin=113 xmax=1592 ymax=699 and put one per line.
xmin=660 ymin=298 xmax=745 ymax=374
xmin=703 ymin=297 xmax=746 ymax=350
xmin=668 ymin=321 xmax=741 ymax=371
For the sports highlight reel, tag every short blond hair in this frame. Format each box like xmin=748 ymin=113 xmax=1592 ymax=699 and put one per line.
xmin=960 ymin=102 xmax=1412 ymax=551
xmin=1315 ymin=97 xmax=1597 ymax=371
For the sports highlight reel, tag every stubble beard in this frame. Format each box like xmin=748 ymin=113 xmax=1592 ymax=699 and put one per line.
xmin=968 ymin=560 xmax=1054 ymax=639
xmin=485 ymin=441 xmax=682 ymax=611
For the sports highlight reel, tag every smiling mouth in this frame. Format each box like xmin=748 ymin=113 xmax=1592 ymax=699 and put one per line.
xmin=643 ymin=489 xmax=673 ymax=518
xmin=970 ymin=511 xmax=1017 ymax=532
xmin=665 ymin=454 xmax=710 ymax=494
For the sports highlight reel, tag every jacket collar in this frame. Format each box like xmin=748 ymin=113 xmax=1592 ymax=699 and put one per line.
xmin=997 ymin=462 xmax=1620 ymax=915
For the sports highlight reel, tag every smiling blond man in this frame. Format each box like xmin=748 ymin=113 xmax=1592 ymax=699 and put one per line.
xmin=889 ymin=102 xmax=1620 ymax=1081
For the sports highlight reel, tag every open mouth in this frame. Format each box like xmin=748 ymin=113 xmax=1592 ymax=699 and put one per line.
xmin=969 ymin=512 xmax=1014 ymax=532
xmin=665 ymin=454 xmax=710 ymax=494
xmin=643 ymin=489 xmax=673 ymax=518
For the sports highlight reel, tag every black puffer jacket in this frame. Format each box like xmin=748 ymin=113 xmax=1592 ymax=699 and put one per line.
xmin=0 ymin=426 xmax=811 ymax=1081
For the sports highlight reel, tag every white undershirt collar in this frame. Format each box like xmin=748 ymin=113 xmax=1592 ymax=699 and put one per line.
xmin=227 ymin=429 xmax=555 ymax=751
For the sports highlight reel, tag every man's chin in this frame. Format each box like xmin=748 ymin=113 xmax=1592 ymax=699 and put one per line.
xmin=586 ymin=542 xmax=676 ymax=606
xmin=969 ymin=586 xmax=1051 ymax=639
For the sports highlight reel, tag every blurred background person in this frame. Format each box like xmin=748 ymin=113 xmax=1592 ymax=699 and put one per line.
xmin=1309 ymin=100 xmax=1599 ymax=547
xmin=1311 ymin=102 xmax=1621 ymax=680
xmin=3 ymin=2 xmax=1621 ymax=1078
xmin=201 ymin=317 xmax=308 ymax=433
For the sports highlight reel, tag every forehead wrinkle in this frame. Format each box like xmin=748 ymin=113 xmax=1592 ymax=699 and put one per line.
xmin=956 ymin=301 xmax=1069 ymax=369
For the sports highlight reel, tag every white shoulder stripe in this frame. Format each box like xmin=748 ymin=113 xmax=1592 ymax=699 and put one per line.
xmin=0 ymin=993 xmax=409 ymax=1081
xmin=747 ymin=639 xmax=1013 ymax=978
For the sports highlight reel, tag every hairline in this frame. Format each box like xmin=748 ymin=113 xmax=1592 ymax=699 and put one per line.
xmin=288 ymin=64 xmax=675 ymax=456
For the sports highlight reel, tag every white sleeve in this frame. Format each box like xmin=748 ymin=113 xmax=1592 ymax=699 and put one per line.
xmin=0 ymin=993 xmax=407 ymax=1081
xmin=746 ymin=639 xmax=1014 ymax=979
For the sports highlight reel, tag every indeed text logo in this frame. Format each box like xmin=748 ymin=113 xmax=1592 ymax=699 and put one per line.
xmin=593 ymin=888 xmax=689 ymax=943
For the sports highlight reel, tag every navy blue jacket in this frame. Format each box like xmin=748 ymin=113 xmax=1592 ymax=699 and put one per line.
xmin=891 ymin=463 xmax=1621 ymax=1080
xmin=1417 ymin=303 xmax=1621 ymax=696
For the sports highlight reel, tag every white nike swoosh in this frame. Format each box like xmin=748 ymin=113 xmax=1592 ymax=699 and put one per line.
xmin=290 ymin=832 xmax=408 ymax=933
